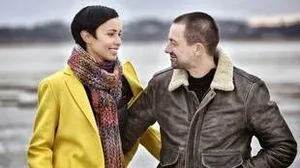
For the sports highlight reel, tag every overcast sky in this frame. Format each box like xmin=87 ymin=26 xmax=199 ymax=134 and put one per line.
xmin=1 ymin=0 xmax=300 ymax=26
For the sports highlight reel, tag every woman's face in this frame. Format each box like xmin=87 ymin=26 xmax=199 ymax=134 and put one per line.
xmin=85 ymin=17 xmax=122 ymax=62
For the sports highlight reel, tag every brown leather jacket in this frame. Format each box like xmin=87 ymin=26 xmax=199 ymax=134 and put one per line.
xmin=122 ymin=52 xmax=297 ymax=168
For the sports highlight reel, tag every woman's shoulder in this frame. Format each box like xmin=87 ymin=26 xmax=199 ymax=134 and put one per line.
xmin=39 ymin=67 xmax=71 ymax=88
xmin=44 ymin=68 xmax=66 ymax=81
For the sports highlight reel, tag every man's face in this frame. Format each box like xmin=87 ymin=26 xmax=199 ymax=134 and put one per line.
xmin=165 ymin=23 xmax=195 ymax=69
xmin=85 ymin=17 xmax=122 ymax=62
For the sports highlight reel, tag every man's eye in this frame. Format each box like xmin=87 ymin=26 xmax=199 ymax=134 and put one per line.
xmin=169 ymin=40 xmax=177 ymax=46
xmin=108 ymin=33 xmax=114 ymax=36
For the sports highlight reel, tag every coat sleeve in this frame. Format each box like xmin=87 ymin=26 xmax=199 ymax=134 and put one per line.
xmin=122 ymin=78 xmax=157 ymax=155
xmin=27 ymin=79 xmax=59 ymax=168
xmin=242 ymin=80 xmax=297 ymax=167
xmin=123 ymin=126 xmax=161 ymax=166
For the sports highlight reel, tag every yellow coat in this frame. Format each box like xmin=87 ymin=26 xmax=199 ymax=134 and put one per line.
xmin=27 ymin=61 xmax=160 ymax=168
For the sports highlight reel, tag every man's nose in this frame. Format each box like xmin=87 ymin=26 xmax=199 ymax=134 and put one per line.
xmin=165 ymin=43 xmax=171 ymax=54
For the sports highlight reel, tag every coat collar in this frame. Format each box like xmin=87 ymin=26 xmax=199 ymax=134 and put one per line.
xmin=122 ymin=61 xmax=144 ymax=107
xmin=63 ymin=65 xmax=99 ymax=134
xmin=168 ymin=49 xmax=234 ymax=92
xmin=62 ymin=62 xmax=144 ymax=132
xmin=122 ymin=61 xmax=143 ymax=98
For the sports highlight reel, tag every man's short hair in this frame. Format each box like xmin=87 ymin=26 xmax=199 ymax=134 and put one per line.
xmin=173 ymin=12 xmax=219 ymax=56
xmin=71 ymin=5 xmax=119 ymax=50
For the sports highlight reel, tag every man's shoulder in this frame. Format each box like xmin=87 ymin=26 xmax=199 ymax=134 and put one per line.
xmin=233 ymin=67 xmax=262 ymax=84
xmin=147 ymin=67 xmax=173 ymax=90
xmin=152 ymin=67 xmax=173 ymax=78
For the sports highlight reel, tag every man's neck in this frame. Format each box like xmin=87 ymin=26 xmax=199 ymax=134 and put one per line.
xmin=187 ymin=54 xmax=216 ymax=78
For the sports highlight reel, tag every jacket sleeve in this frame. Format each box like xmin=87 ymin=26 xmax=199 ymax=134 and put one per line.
xmin=27 ymin=79 xmax=59 ymax=168
xmin=122 ymin=79 xmax=157 ymax=155
xmin=243 ymin=80 xmax=297 ymax=168
xmin=123 ymin=126 xmax=161 ymax=166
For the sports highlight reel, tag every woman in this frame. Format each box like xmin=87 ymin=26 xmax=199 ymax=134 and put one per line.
xmin=27 ymin=5 xmax=160 ymax=168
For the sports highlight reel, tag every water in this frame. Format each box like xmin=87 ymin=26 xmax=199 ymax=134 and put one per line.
xmin=0 ymin=41 xmax=300 ymax=167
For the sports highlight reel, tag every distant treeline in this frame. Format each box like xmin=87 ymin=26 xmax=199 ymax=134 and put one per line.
xmin=0 ymin=22 xmax=71 ymax=44
xmin=0 ymin=19 xmax=300 ymax=44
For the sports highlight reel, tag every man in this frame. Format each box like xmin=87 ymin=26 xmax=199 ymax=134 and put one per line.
xmin=122 ymin=12 xmax=297 ymax=168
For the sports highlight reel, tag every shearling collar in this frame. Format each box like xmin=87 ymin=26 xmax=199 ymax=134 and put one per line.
xmin=168 ymin=49 xmax=234 ymax=92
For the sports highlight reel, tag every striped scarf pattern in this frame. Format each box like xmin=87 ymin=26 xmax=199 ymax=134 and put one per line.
xmin=68 ymin=45 xmax=124 ymax=168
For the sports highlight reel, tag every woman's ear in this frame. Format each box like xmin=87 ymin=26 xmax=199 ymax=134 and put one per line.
xmin=80 ymin=30 xmax=91 ymax=44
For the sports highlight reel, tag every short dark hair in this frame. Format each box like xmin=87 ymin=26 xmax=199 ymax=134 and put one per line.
xmin=173 ymin=12 xmax=219 ymax=56
xmin=71 ymin=5 xmax=119 ymax=50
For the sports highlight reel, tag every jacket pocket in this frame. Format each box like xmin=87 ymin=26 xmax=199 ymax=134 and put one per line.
xmin=201 ymin=151 xmax=243 ymax=168
xmin=159 ymin=147 xmax=180 ymax=167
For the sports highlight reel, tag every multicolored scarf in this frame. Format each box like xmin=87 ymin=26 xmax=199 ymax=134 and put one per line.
xmin=68 ymin=45 xmax=124 ymax=168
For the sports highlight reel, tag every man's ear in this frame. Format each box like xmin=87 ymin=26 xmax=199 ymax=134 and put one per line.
xmin=80 ymin=30 xmax=91 ymax=44
xmin=194 ymin=42 xmax=205 ymax=56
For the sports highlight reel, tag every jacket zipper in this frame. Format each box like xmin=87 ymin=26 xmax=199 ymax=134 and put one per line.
xmin=185 ymin=88 xmax=216 ymax=168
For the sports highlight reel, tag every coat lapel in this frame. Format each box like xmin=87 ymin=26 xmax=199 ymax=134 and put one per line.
xmin=64 ymin=66 xmax=99 ymax=134
xmin=122 ymin=61 xmax=144 ymax=107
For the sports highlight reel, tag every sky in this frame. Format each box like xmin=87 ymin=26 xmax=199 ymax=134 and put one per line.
xmin=1 ymin=0 xmax=300 ymax=26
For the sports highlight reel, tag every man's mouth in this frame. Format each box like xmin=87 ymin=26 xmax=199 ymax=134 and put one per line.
xmin=109 ymin=48 xmax=119 ymax=51
xmin=170 ymin=54 xmax=176 ymax=59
